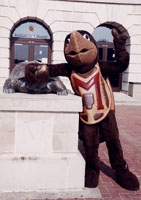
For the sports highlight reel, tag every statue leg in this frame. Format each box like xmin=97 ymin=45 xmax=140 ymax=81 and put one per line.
xmin=3 ymin=79 xmax=16 ymax=93
xmin=49 ymin=80 xmax=68 ymax=95
xmin=79 ymin=120 xmax=100 ymax=188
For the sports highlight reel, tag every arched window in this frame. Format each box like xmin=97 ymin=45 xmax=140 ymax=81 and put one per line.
xmin=93 ymin=25 xmax=121 ymax=91
xmin=10 ymin=19 xmax=52 ymax=71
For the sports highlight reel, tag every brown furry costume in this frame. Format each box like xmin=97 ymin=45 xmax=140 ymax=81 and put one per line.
xmin=25 ymin=29 xmax=139 ymax=191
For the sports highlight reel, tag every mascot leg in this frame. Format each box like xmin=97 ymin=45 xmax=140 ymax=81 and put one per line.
xmin=79 ymin=120 xmax=100 ymax=188
xmin=100 ymin=110 xmax=140 ymax=191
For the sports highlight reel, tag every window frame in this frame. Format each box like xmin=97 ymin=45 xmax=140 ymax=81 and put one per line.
xmin=10 ymin=18 xmax=52 ymax=72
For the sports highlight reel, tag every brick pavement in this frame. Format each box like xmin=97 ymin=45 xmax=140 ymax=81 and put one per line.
xmin=98 ymin=105 xmax=141 ymax=200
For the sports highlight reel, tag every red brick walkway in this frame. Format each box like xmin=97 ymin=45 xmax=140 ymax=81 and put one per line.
xmin=98 ymin=105 xmax=141 ymax=200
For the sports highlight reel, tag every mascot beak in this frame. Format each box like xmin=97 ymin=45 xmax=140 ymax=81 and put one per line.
xmin=65 ymin=31 xmax=94 ymax=56
xmin=64 ymin=31 xmax=97 ymax=67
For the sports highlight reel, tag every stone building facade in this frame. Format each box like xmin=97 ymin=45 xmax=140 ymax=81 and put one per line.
xmin=0 ymin=0 xmax=141 ymax=100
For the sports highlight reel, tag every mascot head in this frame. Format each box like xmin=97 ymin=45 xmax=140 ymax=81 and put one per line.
xmin=64 ymin=30 xmax=98 ymax=73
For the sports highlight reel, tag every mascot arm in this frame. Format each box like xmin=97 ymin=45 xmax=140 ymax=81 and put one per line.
xmin=25 ymin=62 xmax=70 ymax=86
xmin=48 ymin=63 xmax=71 ymax=77
xmin=100 ymin=28 xmax=129 ymax=76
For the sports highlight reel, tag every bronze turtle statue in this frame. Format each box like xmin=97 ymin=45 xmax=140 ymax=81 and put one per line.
xmin=3 ymin=61 xmax=68 ymax=95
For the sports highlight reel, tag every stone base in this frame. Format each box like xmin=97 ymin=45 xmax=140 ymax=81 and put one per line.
xmin=0 ymin=188 xmax=102 ymax=200
xmin=0 ymin=153 xmax=85 ymax=192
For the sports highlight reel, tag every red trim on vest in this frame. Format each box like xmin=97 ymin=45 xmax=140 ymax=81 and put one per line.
xmin=72 ymin=72 xmax=104 ymax=110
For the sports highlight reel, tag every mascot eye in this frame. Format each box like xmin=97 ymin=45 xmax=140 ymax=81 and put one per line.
xmin=83 ymin=34 xmax=90 ymax=41
xmin=66 ymin=37 xmax=70 ymax=45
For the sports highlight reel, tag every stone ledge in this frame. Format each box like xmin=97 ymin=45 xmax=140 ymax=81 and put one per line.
xmin=114 ymin=92 xmax=141 ymax=105
xmin=0 ymin=188 xmax=102 ymax=200
xmin=0 ymin=93 xmax=82 ymax=112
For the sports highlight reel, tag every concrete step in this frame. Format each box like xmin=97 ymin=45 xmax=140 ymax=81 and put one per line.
xmin=114 ymin=92 xmax=141 ymax=105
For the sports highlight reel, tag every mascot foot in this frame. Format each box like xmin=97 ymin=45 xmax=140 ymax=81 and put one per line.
xmin=115 ymin=167 xmax=140 ymax=191
xmin=85 ymin=168 xmax=99 ymax=188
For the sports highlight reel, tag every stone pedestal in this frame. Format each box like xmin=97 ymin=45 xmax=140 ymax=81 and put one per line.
xmin=0 ymin=92 xmax=85 ymax=192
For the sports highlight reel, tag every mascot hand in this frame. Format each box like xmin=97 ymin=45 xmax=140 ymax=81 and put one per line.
xmin=25 ymin=63 xmax=49 ymax=86
xmin=35 ymin=65 xmax=50 ymax=84
xmin=112 ymin=28 xmax=129 ymax=65
xmin=112 ymin=28 xmax=128 ymax=45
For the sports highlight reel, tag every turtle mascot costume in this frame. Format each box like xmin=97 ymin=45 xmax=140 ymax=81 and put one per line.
xmin=25 ymin=29 xmax=139 ymax=191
